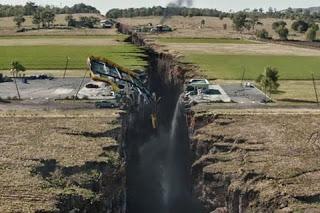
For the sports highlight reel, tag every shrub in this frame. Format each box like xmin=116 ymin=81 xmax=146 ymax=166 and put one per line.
xmin=291 ymin=20 xmax=309 ymax=33
xmin=272 ymin=21 xmax=287 ymax=30
xmin=306 ymin=28 xmax=317 ymax=41
xmin=256 ymin=29 xmax=269 ymax=39
xmin=256 ymin=66 xmax=280 ymax=95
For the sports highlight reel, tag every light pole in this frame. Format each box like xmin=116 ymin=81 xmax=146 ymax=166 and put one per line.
xmin=63 ymin=56 xmax=70 ymax=79
xmin=312 ymin=73 xmax=319 ymax=106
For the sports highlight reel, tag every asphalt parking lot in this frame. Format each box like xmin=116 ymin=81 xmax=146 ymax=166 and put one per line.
xmin=220 ymin=83 xmax=269 ymax=105
xmin=0 ymin=77 xmax=90 ymax=100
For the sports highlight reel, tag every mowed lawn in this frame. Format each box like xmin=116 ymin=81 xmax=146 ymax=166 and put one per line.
xmin=158 ymin=37 xmax=256 ymax=44
xmin=0 ymin=44 xmax=146 ymax=70
xmin=186 ymin=54 xmax=320 ymax=80
xmin=0 ymin=35 xmax=127 ymax=39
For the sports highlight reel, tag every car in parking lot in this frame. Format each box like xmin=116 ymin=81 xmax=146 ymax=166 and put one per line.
xmin=95 ymin=99 xmax=119 ymax=109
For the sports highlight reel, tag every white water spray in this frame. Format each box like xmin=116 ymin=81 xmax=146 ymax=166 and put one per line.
xmin=162 ymin=94 xmax=184 ymax=210
xmin=170 ymin=96 xmax=182 ymax=141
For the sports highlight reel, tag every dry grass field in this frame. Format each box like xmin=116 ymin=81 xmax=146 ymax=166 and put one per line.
xmin=0 ymin=13 xmax=103 ymax=29
xmin=0 ymin=109 xmax=121 ymax=212
xmin=165 ymin=42 xmax=320 ymax=56
xmin=193 ymin=110 xmax=320 ymax=211
xmin=119 ymin=16 xmax=311 ymax=39
xmin=0 ymin=13 xmax=118 ymax=36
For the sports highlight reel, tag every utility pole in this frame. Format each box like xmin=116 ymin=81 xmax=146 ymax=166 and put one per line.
xmin=74 ymin=69 xmax=88 ymax=100
xmin=264 ymin=68 xmax=268 ymax=104
xmin=312 ymin=73 xmax=319 ymax=106
xmin=63 ymin=56 xmax=70 ymax=79
xmin=241 ymin=66 xmax=246 ymax=87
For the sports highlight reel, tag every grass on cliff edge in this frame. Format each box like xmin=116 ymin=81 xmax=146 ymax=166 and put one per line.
xmin=0 ymin=44 xmax=146 ymax=70
xmin=185 ymin=54 xmax=320 ymax=80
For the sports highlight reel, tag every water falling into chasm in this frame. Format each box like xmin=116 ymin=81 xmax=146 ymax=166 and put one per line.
xmin=125 ymin=93 xmax=204 ymax=213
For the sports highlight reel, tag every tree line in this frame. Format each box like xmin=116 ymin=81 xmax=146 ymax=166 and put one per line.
xmin=14 ymin=11 xmax=101 ymax=29
xmin=231 ymin=11 xmax=319 ymax=41
xmin=106 ymin=6 xmax=320 ymax=22
xmin=106 ymin=6 xmax=228 ymax=19
xmin=0 ymin=2 xmax=100 ymax=17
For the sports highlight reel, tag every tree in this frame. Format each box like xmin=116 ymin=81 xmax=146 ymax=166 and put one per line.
xmin=200 ymin=19 xmax=205 ymax=28
xmin=249 ymin=14 xmax=259 ymax=30
xmin=24 ymin=2 xmax=38 ymax=15
xmin=32 ymin=10 xmax=42 ymax=28
xmin=70 ymin=3 xmax=100 ymax=14
xmin=10 ymin=61 xmax=26 ymax=100
xmin=232 ymin=11 xmax=247 ymax=31
xmin=256 ymin=66 xmax=280 ymax=97
xmin=306 ymin=24 xmax=319 ymax=41
xmin=272 ymin=21 xmax=287 ymax=30
xmin=272 ymin=21 xmax=289 ymax=40
xmin=276 ymin=27 xmax=289 ymax=40
xmin=291 ymin=20 xmax=309 ymax=33
xmin=65 ymin=14 xmax=76 ymax=27
xmin=310 ymin=23 xmax=319 ymax=31
xmin=79 ymin=16 xmax=100 ymax=28
xmin=41 ymin=9 xmax=55 ymax=28
xmin=13 ymin=15 xmax=25 ymax=28
xmin=306 ymin=28 xmax=317 ymax=41
xmin=219 ymin=13 xmax=224 ymax=20
xmin=256 ymin=29 xmax=269 ymax=39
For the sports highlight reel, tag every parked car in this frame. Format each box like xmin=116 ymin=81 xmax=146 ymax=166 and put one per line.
xmin=95 ymin=99 xmax=119 ymax=108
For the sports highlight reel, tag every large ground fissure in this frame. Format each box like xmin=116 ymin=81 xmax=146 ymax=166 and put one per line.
xmin=122 ymin=37 xmax=203 ymax=213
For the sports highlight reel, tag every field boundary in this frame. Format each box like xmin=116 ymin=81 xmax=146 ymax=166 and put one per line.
xmin=0 ymin=109 xmax=121 ymax=118
xmin=195 ymin=108 xmax=320 ymax=116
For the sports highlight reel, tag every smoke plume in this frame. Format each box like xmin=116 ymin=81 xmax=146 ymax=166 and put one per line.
xmin=160 ymin=0 xmax=194 ymax=24
xmin=174 ymin=0 xmax=193 ymax=7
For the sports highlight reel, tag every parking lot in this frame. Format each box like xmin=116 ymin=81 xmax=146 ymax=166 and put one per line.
xmin=221 ymin=83 xmax=269 ymax=105
xmin=0 ymin=77 xmax=89 ymax=100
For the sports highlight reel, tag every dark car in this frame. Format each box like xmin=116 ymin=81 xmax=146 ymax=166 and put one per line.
xmin=95 ymin=100 xmax=119 ymax=109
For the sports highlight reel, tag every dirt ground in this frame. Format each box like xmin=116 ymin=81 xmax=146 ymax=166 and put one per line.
xmin=192 ymin=109 xmax=320 ymax=211
xmin=0 ymin=109 xmax=121 ymax=212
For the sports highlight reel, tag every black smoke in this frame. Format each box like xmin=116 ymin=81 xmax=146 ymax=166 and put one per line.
xmin=160 ymin=0 xmax=194 ymax=24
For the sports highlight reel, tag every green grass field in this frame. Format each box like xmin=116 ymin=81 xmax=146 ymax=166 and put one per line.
xmin=186 ymin=54 xmax=320 ymax=80
xmin=0 ymin=44 xmax=146 ymax=70
xmin=159 ymin=37 xmax=256 ymax=44
xmin=0 ymin=35 xmax=128 ymax=40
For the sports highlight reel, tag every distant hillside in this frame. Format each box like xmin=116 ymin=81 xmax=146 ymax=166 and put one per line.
xmin=0 ymin=3 xmax=100 ymax=18
xmin=287 ymin=6 xmax=320 ymax=14
xmin=306 ymin=7 xmax=320 ymax=13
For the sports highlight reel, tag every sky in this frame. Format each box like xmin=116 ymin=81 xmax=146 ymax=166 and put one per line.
xmin=1 ymin=0 xmax=320 ymax=14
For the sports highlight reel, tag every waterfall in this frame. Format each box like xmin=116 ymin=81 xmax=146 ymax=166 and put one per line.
xmin=170 ymin=96 xmax=182 ymax=141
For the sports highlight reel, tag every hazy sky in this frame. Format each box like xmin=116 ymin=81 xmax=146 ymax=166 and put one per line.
xmin=1 ymin=0 xmax=320 ymax=14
